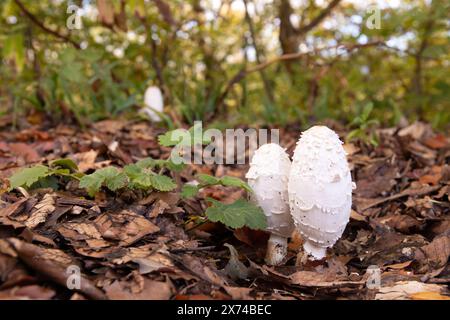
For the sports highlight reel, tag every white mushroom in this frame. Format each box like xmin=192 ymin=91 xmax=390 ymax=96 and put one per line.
xmin=288 ymin=126 xmax=355 ymax=260
xmin=142 ymin=86 xmax=164 ymax=122
xmin=246 ymin=143 xmax=295 ymax=265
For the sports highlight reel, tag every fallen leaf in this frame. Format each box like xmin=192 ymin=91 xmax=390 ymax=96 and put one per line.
xmin=417 ymin=235 xmax=450 ymax=269
xmin=423 ymin=134 xmax=448 ymax=150
xmin=289 ymin=270 xmax=363 ymax=288
xmin=9 ymin=143 xmax=40 ymax=163
xmin=94 ymin=210 xmax=160 ymax=246
xmin=104 ymin=278 xmax=173 ymax=300
xmin=25 ymin=193 xmax=55 ymax=229
xmin=223 ymin=243 xmax=249 ymax=280
xmin=375 ymin=281 xmax=447 ymax=300
xmin=223 ymin=286 xmax=253 ymax=300
xmin=1 ymin=238 xmax=106 ymax=300
xmin=410 ymin=291 xmax=450 ymax=300
xmin=71 ymin=150 xmax=99 ymax=172
xmin=0 ymin=285 xmax=55 ymax=300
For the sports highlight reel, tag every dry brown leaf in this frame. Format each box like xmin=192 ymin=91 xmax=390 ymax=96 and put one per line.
xmin=71 ymin=150 xmax=99 ymax=172
xmin=112 ymin=245 xmax=174 ymax=274
xmin=104 ymin=278 xmax=173 ymax=300
xmin=423 ymin=134 xmax=448 ymax=150
xmin=58 ymin=222 xmax=103 ymax=241
xmin=398 ymin=122 xmax=432 ymax=140
xmin=25 ymin=193 xmax=55 ymax=229
xmin=0 ymin=285 xmax=55 ymax=300
xmin=94 ymin=210 xmax=160 ymax=246
xmin=0 ymin=198 xmax=29 ymax=228
xmin=148 ymin=199 xmax=170 ymax=218
xmin=289 ymin=270 xmax=363 ymax=288
xmin=375 ymin=281 xmax=447 ymax=300
xmin=384 ymin=260 xmax=412 ymax=270
xmin=4 ymin=238 xmax=106 ymax=300
xmin=410 ymin=291 xmax=450 ymax=300
xmin=9 ymin=143 xmax=40 ymax=163
xmin=223 ymin=286 xmax=253 ymax=300
xmin=418 ymin=235 xmax=450 ymax=268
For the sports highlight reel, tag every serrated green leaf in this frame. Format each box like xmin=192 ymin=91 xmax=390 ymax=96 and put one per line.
xmin=165 ymin=159 xmax=186 ymax=172
xmin=123 ymin=164 xmax=142 ymax=179
xmin=197 ymin=174 xmax=219 ymax=185
xmin=135 ymin=158 xmax=157 ymax=169
xmin=30 ymin=176 xmax=59 ymax=190
xmin=133 ymin=173 xmax=153 ymax=188
xmin=158 ymin=125 xmax=211 ymax=148
xmin=220 ymin=176 xmax=252 ymax=192
xmin=9 ymin=165 xmax=50 ymax=189
xmin=50 ymin=158 xmax=78 ymax=171
xmin=205 ymin=198 xmax=267 ymax=230
xmin=79 ymin=174 xmax=103 ymax=196
xmin=105 ymin=172 xmax=128 ymax=191
xmin=149 ymin=174 xmax=177 ymax=192
xmin=181 ymin=184 xmax=199 ymax=198
xmin=158 ymin=129 xmax=188 ymax=147
xmin=79 ymin=166 xmax=127 ymax=196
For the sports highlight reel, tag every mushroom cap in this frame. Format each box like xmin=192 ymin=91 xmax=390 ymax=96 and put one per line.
xmin=288 ymin=126 xmax=353 ymax=258
xmin=246 ymin=143 xmax=294 ymax=238
xmin=143 ymin=86 xmax=164 ymax=121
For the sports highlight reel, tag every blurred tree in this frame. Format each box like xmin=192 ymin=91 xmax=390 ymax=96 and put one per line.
xmin=0 ymin=0 xmax=448 ymax=129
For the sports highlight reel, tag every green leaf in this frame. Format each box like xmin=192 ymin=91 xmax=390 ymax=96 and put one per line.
xmin=79 ymin=174 xmax=103 ymax=196
xmin=123 ymin=164 xmax=142 ymax=179
xmin=9 ymin=165 xmax=50 ymax=189
xmin=219 ymin=176 xmax=252 ymax=192
xmin=105 ymin=172 xmax=128 ymax=191
xmin=205 ymin=198 xmax=267 ymax=230
xmin=79 ymin=166 xmax=128 ymax=196
xmin=196 ymin=174 xmax=251 ymax=192
xmin=30 ymin=176 xmax=59 ymax=190
xmin=149 ymin=174 xmax=177 ymax=192
xmin=133 ymin=173 xmax=153 ymax=188
xmin=181 ymin=184 xmax=199 ymax=198
xmin=165 ymin=159 xmax=186 ymax=172
xmin=158 ymin=124 xmax=211 ymax=148
xmin=50 ymin=158 xmax=78 ymax=172
xmin=135 ymin=158 xmax=157 ymax=169
xmin=158 ymin=129 xmax=188 ymax=147
xmin=197 ymin=174 xmax=219 ymax=185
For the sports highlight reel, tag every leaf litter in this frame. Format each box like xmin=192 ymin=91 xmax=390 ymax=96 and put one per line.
xmin=0 ymin=120 xmax=448 ymax=300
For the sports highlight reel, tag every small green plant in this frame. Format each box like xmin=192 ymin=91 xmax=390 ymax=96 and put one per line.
xmin=346 ymin=102 xmax=379 ymax=146
xmin=205 ymin=198 xmax=266 ymax=230
xmin=181 ymin=174 xmax=251 ymax=198
xmin=7 ymin=126 xmax=266 ymax=230
xmin=8 ymin=159 xmax=81 ymax=190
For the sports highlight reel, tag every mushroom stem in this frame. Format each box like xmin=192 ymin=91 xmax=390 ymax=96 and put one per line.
xmin=265 ymin=234 xmax=288 ymax=266
xmin=303 ymin=241 xmax=327 ymax=260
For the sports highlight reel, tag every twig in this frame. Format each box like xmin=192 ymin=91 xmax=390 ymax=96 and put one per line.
xmin=216 ymin=41 xmax=383 ymax=112
xmin=169 ymin=246 xmax=216 ymax=253
xmin=14 ymin=0 xmax=80 ymax=49
xmin=296 ymin=0 xmax=343 ymax=35
xmin=359 ymin=185 xmax=441 ymax=211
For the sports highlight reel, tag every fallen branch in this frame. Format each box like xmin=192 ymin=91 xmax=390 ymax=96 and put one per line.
xmin=359 ymin=185 xmax=441 ymax=211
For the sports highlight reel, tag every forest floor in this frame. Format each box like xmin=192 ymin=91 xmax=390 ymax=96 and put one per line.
xmin=0 ymin=117 xmax=448 ymax=300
